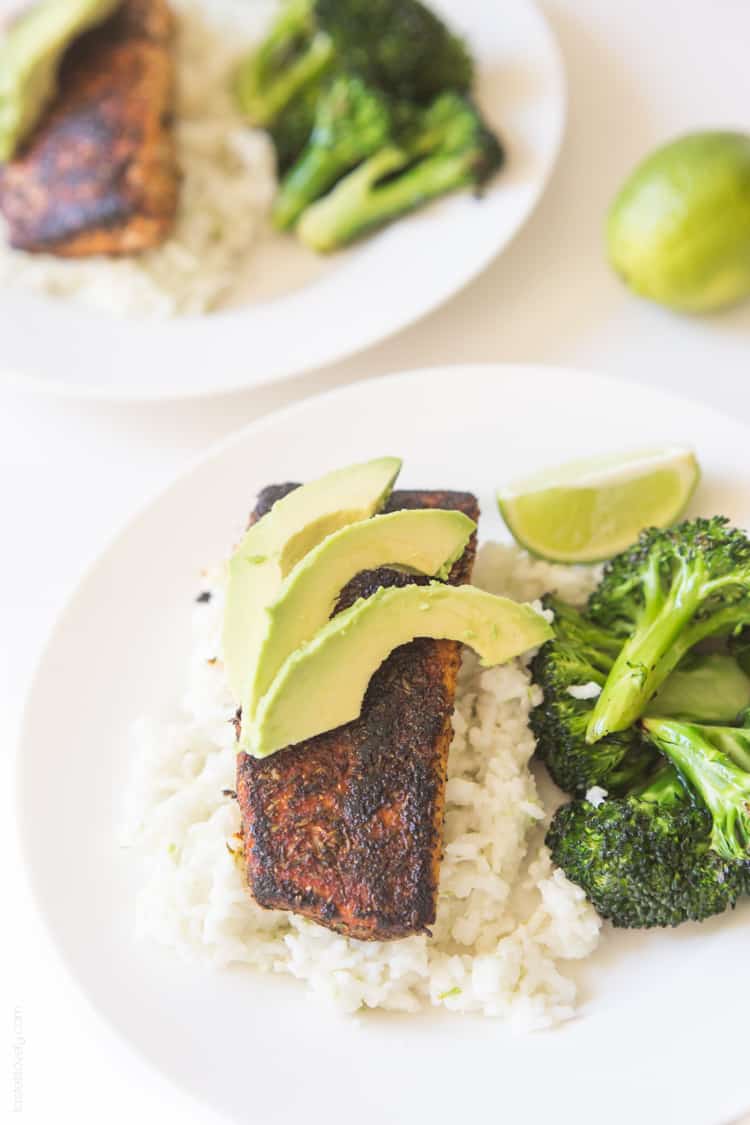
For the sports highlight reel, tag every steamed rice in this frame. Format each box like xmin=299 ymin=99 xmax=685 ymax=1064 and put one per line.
xmin=0 ymin=2 xmax=277 ymax=316
xmin=122 ymin=543 xmax=602 ymax=1029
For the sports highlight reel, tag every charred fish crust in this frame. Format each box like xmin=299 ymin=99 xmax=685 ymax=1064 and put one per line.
xmin=104 ymin=0 xmax=175 ymax=42
xmin=30 ymin=108 xmax=138 ymax=239
xmin=245 ymin=485 xmax=479 ymax=544
xmin=344 ymin=641 xmax=449 ymax=826
xmin=38 ymin=108 xmax=120 ymax=183
xmin=335 ymin=566 xmax=428 ymax=613
xmin=247 ymin=483 xmax=301 ymax=526
xmin=236 ymin=486 xmax=480 ymax=941
xmin=237 ymin=773 xmax=280 ymax=906
xmin=0 ymin=0 xmax=177 ymax=256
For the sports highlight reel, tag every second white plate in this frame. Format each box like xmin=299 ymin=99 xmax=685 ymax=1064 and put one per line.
xmin=0 ymin=0 xmax=564 ymax=401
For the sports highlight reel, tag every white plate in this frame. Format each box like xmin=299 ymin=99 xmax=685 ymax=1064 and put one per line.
xmin=17 ymin=365 xmax=750 ymax=1124
xmin=0 ymin=0 xmax=564 ymax=402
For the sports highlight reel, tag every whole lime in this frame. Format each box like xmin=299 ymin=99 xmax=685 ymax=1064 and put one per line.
xmin=607 ymin=131 xmax=750 ymax=313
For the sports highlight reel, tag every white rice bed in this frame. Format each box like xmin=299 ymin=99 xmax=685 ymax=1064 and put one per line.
xmin=122 ymin=544 xmax=601 ymax=1029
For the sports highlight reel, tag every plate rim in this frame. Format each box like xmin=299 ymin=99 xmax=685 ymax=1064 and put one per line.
xmin=0 ymin=0 xmax=566 ymax=404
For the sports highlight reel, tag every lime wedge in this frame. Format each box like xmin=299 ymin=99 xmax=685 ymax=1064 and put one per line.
xmin=497 ymin=447 xmax=700 ymax=563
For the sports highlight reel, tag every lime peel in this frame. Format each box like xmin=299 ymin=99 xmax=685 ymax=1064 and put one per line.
xmin=497 ymin=446 xmax=700 ymax=564
xmin=607 ymin=131 xmax=750 ymax=314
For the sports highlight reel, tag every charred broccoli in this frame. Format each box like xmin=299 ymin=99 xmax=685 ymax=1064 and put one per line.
xmin=296 ymin=92 xmax=503 ymax=251
xmin=587 ymin=517 xmax=750 ymax=742
xmin=644 ymin=718 xmax=750 ymax=861
xmin=268 ymin=77 xmax=327 ymax=172
xmin=234 ymin=0 xmax=334 ymax=127
xmin=314 ymin=0 xmax=473 ymax=102
xmin=539 ymin=519 xmax=750 ymax=928
xmin=537 ymin=593 xmax=621 ymax=671
xmin=547 ymin=766 xmax=746 ymax=928
xmin=235 ymin=0 xmax=472 ymax=131
xmin=234 ymin=0 xmax=497 ymax=247
xmin=530 ymin=594 xmax=750 ymax=795
xmin=530 ymin=622 xmax=655 ymax=796
xmin=272 ymin=75 xmax=392 ymax=229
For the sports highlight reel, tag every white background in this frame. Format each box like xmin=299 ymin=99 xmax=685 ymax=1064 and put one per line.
xmin=4 ymin=1 xmax=750 ymax=1121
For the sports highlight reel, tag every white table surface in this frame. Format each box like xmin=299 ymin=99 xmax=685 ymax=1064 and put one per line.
xmin=4 ymin=1 xmax=750 ymax=1121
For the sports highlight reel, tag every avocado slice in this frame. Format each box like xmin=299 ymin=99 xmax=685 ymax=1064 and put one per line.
xmin=0 ymin=0 xmax=121 ymax=162
xmin=223 ymin=457 xmax=401 ymax=702
xmin=243 ymin=507 xmax=476 ymax=721
xmin=244 ymin=583 xmax=552 ymax=757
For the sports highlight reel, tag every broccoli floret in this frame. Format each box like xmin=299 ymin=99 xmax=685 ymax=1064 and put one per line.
xmin=530 ymin=598 xmax=657 ymax=795
xmin=586 ymin=517 xmax=750 ymax=743
xmin=547 ymin=766 xmax=745 ymax=927
xmin=273 ymin=75 xmax=392 ymax=229
xmin=541 ymin=594 xmax=621 ymax=671
xmin=268 ymin=77 xmax=325 ymax=172
xmin=644 ymin=718 xmax=750 ymax=861
xmin=314 ymin=0 xmax=473 ymax=102
xmin=531 ymin=595 xmax=750 ymax=796
xmin=234 ymin=0 xmax=334 ymax=127
xmin=296 ymin=93 xmax=503 ymax=252
xmin=235 ymin=0 xmax=473 ymax=134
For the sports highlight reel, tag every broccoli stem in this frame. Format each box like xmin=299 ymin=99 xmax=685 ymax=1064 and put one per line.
xmin=643 ymin=718 xmax=750 ymax=860
xmin=297 ymin=145 xmax=482 ymax=252
xmin=273 ymin=147 xmax=345 ymax=229
xmin=710 ymin=727 xmax=750 ymax=771
xmin=235 ymin=32 xmax=334 ymax=127
xmin=586 ymin=557 xmax=708 ymax=741
xmin=296 ymin=145 xmax=408 ymax=250
xmin=545 ymin=595 xmax=622 ymax=672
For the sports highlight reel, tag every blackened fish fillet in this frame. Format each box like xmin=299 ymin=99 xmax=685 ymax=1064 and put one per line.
xmin=0 ymin=0 xmax=177 ymax=256
xmin=236 ymin=485 xmax=479 ymax=941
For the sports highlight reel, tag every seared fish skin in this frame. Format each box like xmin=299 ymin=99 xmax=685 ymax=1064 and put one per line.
xmin=0 ymin=0 xmax=177 ymax=256
xmin=236 ymin=486 xmax=479 ymax=941
xmin=105 ymin=0 xmax=174 ymax=42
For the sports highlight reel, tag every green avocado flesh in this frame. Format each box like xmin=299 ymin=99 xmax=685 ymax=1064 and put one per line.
xmin=0 ymin=0 xmax=120 ymax=161
xmin=222 ymin=457 xmax=401 ymax=702
xmin=244 ymin=583 xmax=552 ymax=757
xmin=242 ymin=507 xmax=476 ymax=721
